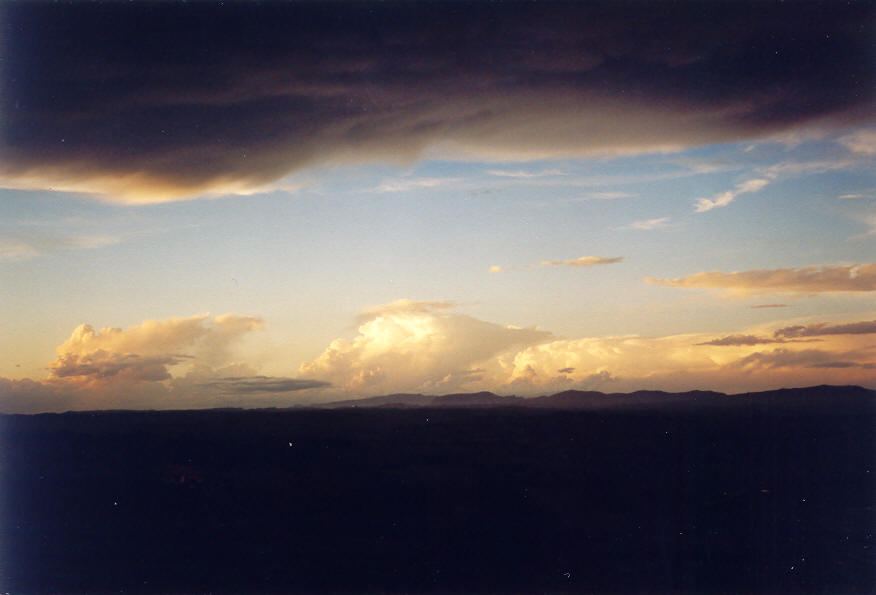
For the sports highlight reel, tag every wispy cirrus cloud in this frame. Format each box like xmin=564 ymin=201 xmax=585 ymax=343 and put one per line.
xmin=490 ymin=256 xmax=623 ymax=273
xmin=485 ymin=168 xmax=566 ymax=179
xmin=0 ymin=233 xmax=122 ymax=261
xmin=300 ymin=300 xmax=551 ymax=394
xmin=618 ymin=217 xmax=671 ymax=230
xmin=372 ymin=177 xmax=461 ymax=193
xmin=647 ymin=263 xmax=876 ymax=294
xmin=838 ymin=192 xmax=874 ymax=200
xmin=838 ymin=128 xmax=876 ymax=156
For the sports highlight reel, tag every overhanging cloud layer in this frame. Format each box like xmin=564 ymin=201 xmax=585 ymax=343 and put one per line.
xmin=2 ymin=2 xmax=873 ymax=202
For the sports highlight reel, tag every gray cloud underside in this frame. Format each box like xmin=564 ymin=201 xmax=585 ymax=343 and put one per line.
xmin=735 ymin=348 xmax=872 ymax=370
xmin=699 ymin=319 xmax=876 ymax=347
xmin=197 ymin=376 xmax=330 ymax=394
xmin=697 ymin=335 xmax=784 ymax=347
xmin=1 ymin=2 xmax=873 ymax=199
xmin=774 ymin=320 xmax=876 ymax=339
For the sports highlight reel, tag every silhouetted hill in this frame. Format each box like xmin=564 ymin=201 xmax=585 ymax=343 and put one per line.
xmin=320 ymin=393 xmax=430 ymax=408
xmin=432 ymin=391 xmax=524 ymax=407
xmin=320 ymin=385 xmax=873 ymax=410
xmin=2 ymin=388 xmax=873 ymax=593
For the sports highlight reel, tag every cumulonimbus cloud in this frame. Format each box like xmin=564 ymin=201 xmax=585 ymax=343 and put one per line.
xmin=647 ymin=263 xmax=876 ymax=294
xmin=0 ymin=313 xmax=328 ymax=413
xmin=3 ymin=307 xmax=875 ymax=412
xmin=300 ymin=300 xmax=552 ymax=394
xmin=1 ymin=3 xmax=872 ymax=202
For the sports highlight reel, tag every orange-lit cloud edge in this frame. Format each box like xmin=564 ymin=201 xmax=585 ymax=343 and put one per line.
xmin=3 ymin=264 xmax=874 ymax=413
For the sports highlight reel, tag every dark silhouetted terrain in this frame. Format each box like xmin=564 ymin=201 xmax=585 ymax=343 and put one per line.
xmin=1 ymin=386 xmax=873 ymax=593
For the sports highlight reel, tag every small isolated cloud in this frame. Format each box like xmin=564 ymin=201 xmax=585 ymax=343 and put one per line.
xmin=773 ymin=320 xmax=876 ymax=339
xmin=196 ymin=376 xmax=330 ymax=394
xmin=838 ymin=128 xmax=876 ymax=156
xmin=838 ymin=192 xmax=874 ymax=200
xmin=540 ymin=256 xmax=623 ymax=268
xmin=490 ymin=256 xmax=623 ymax=273
xmin=646 ymin=263 xmax=876 ymax=294
xmin=619 ymin=217 xmax=671 ymax=230
xmin=694 ymin=178 xmax=769 ymax=212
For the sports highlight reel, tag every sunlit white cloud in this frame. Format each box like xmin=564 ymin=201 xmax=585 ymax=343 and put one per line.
xmin=300 ymin=300 xmax=551 ymax=394
xmin=694 ymin=178 xmax=769 ymax=212
xmin=3 ymin=306 xmax=875 ymax=412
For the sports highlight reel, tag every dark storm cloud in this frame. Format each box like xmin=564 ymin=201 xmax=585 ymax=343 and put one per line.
xmin=2 ymin=2 xmax=873 ymax=201
xmin=198 ymin=376 xmax=330 ymax=394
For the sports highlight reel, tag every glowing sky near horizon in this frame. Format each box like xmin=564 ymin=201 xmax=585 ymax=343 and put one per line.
xmin=1 ymin=2 xmax=874 ymax=412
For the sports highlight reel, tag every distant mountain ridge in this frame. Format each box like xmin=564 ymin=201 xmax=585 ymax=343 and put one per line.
xmin=319 ymin=385 xmax=874 ymax=410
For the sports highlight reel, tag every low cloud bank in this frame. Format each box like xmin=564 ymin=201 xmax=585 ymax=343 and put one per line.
xmin=3 ymin=306 xmax=874 ymax=413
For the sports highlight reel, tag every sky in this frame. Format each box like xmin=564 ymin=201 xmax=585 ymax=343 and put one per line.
xmin=1 ymin=1 xmax=874 ymax=412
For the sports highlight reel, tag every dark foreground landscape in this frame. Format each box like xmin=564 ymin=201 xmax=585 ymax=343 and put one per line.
xmin=2 ymin=386 xmax=874 ymax=593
